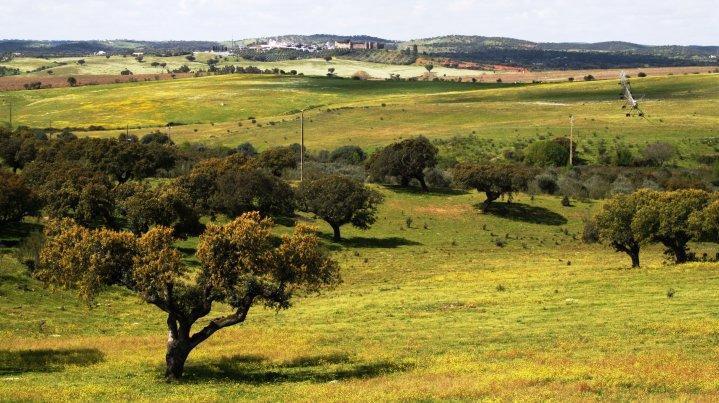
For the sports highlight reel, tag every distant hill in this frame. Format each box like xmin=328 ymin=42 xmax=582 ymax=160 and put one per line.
xmin=400 ymin=35 xmax=719 ymax=57
xmin=398 ymin=35 xmax=718 ymax=69
xmin=0 ymin=40 xmax=220 ymax=56
xmin=238 ymin=34 xmax=396 ymax=46
xmin=1 ymin=35 xmax=716 ymax=69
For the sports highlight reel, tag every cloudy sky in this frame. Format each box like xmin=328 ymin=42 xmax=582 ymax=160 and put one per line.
xmin=1 ymin=0 xmax=716 ymax=45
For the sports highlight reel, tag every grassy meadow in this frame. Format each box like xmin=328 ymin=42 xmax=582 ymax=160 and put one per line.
xmin=0 ymin=54 xmax=471 ymax=79
xmin=1 ymin=72 xmax=718 ymax=161
xmin=3 ymin=189 xmax=719 ymax=400
xmin=2 ymin=68 xmax=719 ymax=400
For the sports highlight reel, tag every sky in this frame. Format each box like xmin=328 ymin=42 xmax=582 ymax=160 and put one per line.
xmin=1 ymin=0 xmax=716 ymax=45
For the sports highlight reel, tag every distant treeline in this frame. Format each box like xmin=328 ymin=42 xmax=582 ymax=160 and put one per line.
xmin=0 ymin=40 xmax=221 ymax=57
xmin=432 ymin=49 xmax=716 ymax=70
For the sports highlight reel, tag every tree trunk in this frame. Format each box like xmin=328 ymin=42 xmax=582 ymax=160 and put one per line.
xmin=482 ymin=192 xmax=500 ymax=212
xmin=673 ymin=245 xmax=688 ymax=264
xmin=418 ymin=176 xmax=429 ymax=192
xmin=630 ymin=250 xmax=640 ymax=268
xmin=331 ymin=223 xmax=341 ymax=241
xmin=165 ymin=331 xmax=192 ymax=381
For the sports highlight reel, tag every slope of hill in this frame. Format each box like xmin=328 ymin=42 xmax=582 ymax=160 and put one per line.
xmin=239 ymin=34 xmax=396 ymax=46
xmin=0 ymin=40 xmax=220 ymax=56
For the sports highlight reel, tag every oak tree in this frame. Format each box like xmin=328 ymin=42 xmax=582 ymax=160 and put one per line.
xmin=365 ymin=136 xmax=437 ymax=191
xmin=452 ymin=163 xmax=535 ymax=211
xmin=36 ymin=212 xmax=339 ymax=380
xmin=297 ymin=175 xmax=383 ymax=240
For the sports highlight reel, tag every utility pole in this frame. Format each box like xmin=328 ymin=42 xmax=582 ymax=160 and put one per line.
xmin=568 ymin=114 xmax=574 ymax=166
xmin=300 ymin=110 xmax=304 ymax=182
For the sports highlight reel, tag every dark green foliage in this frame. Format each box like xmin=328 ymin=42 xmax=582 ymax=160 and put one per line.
xmin=114 ymin=182 xmax=203 ymax=237
xmin=632 ymin=189 xmax=713 ymax=263
xmin=534 ymin=173 xmax=558 ymax=194
xmin=140 ymin=131 xmax=173 ymax=145
xmin=236 ymin=142 xmax=258 ymax=157
xmin=0 ymin=171 xmax=40 ymax=224
xmin=330 ymin=145 xmax=366 ymax=165
xmin=257 ymin=146 xmax=298 ymax=176
xmin=594 ymin=191 xmax=650 ymax=267
xmin=365 ymin=136 xmax=437 ymax=191
xmin=453 ymin=163 xmax=536 ymax=211
xmin=297 ymin=175 xmax=383 ymax=240
xmin=22 ymin=160 xmax=115 ymax=228
xmin=613 ymin=144 xmax=634 ymax=167
xmin=210 ymin=168 xmax=295 ymax=218
xmin=523 ymin=139 xmax=570 ymax=167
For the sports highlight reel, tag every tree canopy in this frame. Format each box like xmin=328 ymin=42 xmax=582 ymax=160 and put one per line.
xmin=36 ymin=212 xmax=339 ymax=380
xmin=453 ymin=163 xmax=536 ymax=211
xmin=297 ymin=175 xmax=383 ymax=240
xmin=365 ymin=136 xmax=437 ymax=191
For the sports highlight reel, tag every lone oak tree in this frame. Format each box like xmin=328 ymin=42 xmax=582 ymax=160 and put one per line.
xmin=36 ymin=212 xmax=339 ymax=380
xmin=452 ymin=163 xmax=535 ymax=211
xmin=365 ymin=136 xmax=437 ymax=191
xmin=297 ymin=175 xmax=383 ymax=241
xmin=594 ymin=191 xmax=649 ymax=267
xmin=631 ymin=189 xmax=713 ymax=263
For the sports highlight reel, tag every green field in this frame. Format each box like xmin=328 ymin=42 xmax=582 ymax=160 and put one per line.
xmin=1 ymin=72 xmax=718 ymax=160
xmin=0 ymin=54 xmax=471 ymax=79
xmin=3 ymin=70 xmax=719 ymax=400
xmin=3 ymin=190 xmax=719 ymax=400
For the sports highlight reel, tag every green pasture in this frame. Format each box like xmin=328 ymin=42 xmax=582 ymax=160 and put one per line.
xmin=1 ymin=72 xmax=717 ymax=162
xmin=0 ymin=54 xmax=471 ymax=79
xmin=2 ymin=190 xmax=719 ymax=400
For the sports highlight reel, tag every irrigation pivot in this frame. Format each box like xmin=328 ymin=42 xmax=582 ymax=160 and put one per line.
xmin=619 ymin=71 xmax=646 ymax=118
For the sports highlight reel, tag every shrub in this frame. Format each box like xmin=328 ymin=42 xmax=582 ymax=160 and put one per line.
xmin=524 ymin=139 xmax=569 ymax=167
xmin=0 ymin=171 xmax=40 ymax=224
xmin=236 ymin=142 xmax=258 ymax=157
xmin=423 ymin=167 xmax=452 ymax=189
xmin=641 ymin=142 xmax=676 ymax=166
xmin=534 ymin=173 xmax=558 ymax=194
xmin=581 ymin=216 xmax=599 ymax=244
xmin=256 ymin=146 xmax=298 ymax=176
xmin=329 ymin=145 xmax=366 ymax=165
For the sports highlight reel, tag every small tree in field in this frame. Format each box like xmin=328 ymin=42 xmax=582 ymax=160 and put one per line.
xmin=365 ymin=136 xmax=438 ymax=191
xmin=297 ymin=175 xmax=383 ymax=240
xmin=0 ymin=171 xmax=39 ymax=224
xmin=689 ymin=199 xmax=719 ymax=242
xmin=594 ymin=191 xmax=650 ymax=267
xmin=632 ymin=189 xmax=713 ymax=263
xmin=452 ymin=163 xmax=535 ymax=211
xmin=424 ymin=64 xmax=434 ymax=73
xmin=67 ymin=76 xmax=77 ymax=87
xmin=36 ymin=212 xmax=339 ymax=380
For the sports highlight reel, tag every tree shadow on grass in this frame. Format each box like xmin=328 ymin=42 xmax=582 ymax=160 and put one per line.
xmin=478 ymin=202 xmax=568 ymax=226
xmin=0 ymin=348 xmax=105 ymax=375
xmin=182 ymin=353 xmax=412 ymax=384
xmin=0 ymin=221 xmax=42 ymax=248
xmin=381 ymin=185 xmax=468 ymax=196
xmin=318 ymin=233 xmax=421 ymax=250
